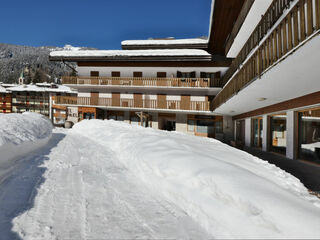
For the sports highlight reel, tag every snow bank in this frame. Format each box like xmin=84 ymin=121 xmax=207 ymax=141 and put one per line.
xmin=72 ymin=120 xmax=320 ymax=239
xmin=0 ymin=113 xmax=52 ymax=170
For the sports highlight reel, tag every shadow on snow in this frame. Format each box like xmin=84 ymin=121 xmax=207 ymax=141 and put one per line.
xmin=0 ymin=132 xmax=66 ymax=240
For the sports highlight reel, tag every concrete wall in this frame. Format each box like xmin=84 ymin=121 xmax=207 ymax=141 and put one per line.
xmin=262 ymin=115 xmax=268 ymax=151
xmin=286 ymin=110 xmax=296 ymax=159
xmin=245 ymin=118 xmax=252 ymax=147
xmin=176 ymin=114 xmax=188 ymax=134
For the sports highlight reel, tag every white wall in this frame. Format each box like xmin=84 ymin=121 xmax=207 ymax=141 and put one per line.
xmin=245 ymin=118 xmax=252 ymax=147
xmin=286 ymin=111 xmax=296 ymax=159
xmin=176 ymin=114 xmax=188 ymax=133
xmin=262 ymin=115 xmax=268 ymax=151
xmin=77 ymin=66 xmax=228 ymax=78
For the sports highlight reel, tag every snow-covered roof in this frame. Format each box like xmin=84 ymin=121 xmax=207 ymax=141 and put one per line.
xmin=121 ymin=38 xmax=208 ymax=46
xmin=0 ymin=85 xmax=8 ymax=93
xmin=50 ymin=49 xmax=211 ymax=58
xmin=7 ymin=84 xmax=76 ymax=94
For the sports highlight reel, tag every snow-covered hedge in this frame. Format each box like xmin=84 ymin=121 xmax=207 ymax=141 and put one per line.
xmin=0 ymin=113 xmax=52 ymax=169
xmin=73 ymin=120 xmax=320 ymax=239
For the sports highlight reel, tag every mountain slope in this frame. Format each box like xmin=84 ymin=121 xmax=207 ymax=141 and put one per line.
xmin=0 ymin=43 xmax=95 ymax=83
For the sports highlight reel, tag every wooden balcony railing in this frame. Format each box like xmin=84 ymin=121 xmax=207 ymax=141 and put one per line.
xmin=61 ymin=76 xmax=218 ymax=88
xmin=213 ymin=0 xmax=320 ymax=110
xmin=55 ymin=96 xmax=210 ymax=112
xmin=222 ymin=0 xmax=295 ymax=85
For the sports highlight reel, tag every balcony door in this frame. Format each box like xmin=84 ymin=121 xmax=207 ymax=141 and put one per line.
xmin=157 ymin=94 xmax=166 ymax=109
xmin=181 ymin=95 xmax=190 ymax=110
xmin=90 ymin=71 xmax=99 ymax=85
xmin=134 ymin=93 xmax=143 ymax=108
xmin=157 ymin=72 xmax=167 ymax=86
xmin=112 ymin=92 xmax=120 ymax=107
xmin=90 ymin=92 xmax=99 ymax=106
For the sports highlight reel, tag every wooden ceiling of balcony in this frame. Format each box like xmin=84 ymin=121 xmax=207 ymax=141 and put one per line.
xmin=208 ymin=0 xmax=246 ymax=56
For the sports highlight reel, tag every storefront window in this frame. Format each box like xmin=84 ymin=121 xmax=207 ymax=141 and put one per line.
xmin=298 ymin=108 xmax=320 ymax=163
xmin=109 ymin=115 xmax=117 ymax=120
xmin=270 ymin=114 xmax=287 ymax=155
xmin=131 ymin=116 xmax=139 ymax=125
xmin=187 ymin=119 xmax=195 ymax=132
xmin=196 ymin=120 xmax=214 ymax=134
xmin=252 ymin=118 xmax=263 ymax=148
xmin=215 ymin=120 xmax=223 ymax=134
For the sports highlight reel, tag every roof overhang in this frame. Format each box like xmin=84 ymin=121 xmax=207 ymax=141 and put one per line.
xmin=121 ymin=39 xmax=208 ymax=50
xmin=207 ymin=0 xmax=246 ymax=56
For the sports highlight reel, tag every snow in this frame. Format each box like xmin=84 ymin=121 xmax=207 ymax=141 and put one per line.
xmin=6 ymin=84 xmax=75 ymax=93
xmin=121 ymin=38 xmax=208 ymax=46
xmin=1 ymin=119 xmax=320 ymax=239
xmin=69 ymin=120 xmax=320 ymax=239
xmin=0 ymin=85 xmax=7 ymax=93
xmin=10 ymin=128 xmax=210 ymax=239
xmin=0 ymin=113 xmax=52 ymax=177
xmin=50 ymin=49 xmax=211 ymax=58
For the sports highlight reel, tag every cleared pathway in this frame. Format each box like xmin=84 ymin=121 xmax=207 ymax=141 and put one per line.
xmin=0 ymin=129 xmax=210 ymax=239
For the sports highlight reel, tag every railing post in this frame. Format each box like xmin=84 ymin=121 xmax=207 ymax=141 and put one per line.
xmin=306 ymin=0 xmax=314 ymax=36
xmin=316 ymin=0 xmax=320 ymax=29
xmin=300 ymin=0 xmax=306 ymax=41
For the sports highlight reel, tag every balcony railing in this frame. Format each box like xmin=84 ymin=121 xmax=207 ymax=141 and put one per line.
xmin=55 ymin=96 xmax=210 ymax=112
xmin=62 ymin=76 xmax=217 ymax=88
xmin=213 ymin=0 xmax=320 ymax=110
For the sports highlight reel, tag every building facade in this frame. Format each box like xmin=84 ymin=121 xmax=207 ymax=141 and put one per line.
xmin=50 ymin=49 xmax=232 ymax=140
xmin=6 ymin=83 xmax=75 ymax=125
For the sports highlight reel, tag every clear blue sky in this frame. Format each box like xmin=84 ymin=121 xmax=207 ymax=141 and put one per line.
xmin=1 ymin=0 xmax=211 ymax=49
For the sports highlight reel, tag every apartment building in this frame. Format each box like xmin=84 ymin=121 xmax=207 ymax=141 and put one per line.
xmin=51 ymin=0 xmax=320 ymax=164
xmin=50 ymin=46 xmax=233 ymax=139
xmin=0 ymin=85 xmax=12 ymax=113
xmin=7 ymin=83 xmax=75 ymax=125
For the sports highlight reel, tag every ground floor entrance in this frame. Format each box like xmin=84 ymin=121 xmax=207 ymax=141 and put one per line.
xmin=237 ymin=105 xmax=320 ymax=164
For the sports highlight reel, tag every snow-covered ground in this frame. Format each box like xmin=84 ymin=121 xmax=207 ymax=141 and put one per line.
xmin=1 ymin=117 xmax=320 ymax=239
xmin=0 ymin=113 xmax=52 ymax=181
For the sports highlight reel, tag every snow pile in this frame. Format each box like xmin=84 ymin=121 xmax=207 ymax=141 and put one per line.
xmin=0 ymin=85 xmax=8 ymax=93
xmin=0 ymin=113 xmax=52 ymax=170
xmin=72 ymin=120 xmax=320 ymax=239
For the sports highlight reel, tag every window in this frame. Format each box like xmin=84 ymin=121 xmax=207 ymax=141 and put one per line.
xmin=112 ymin=71 xmax=120 ymax=77
xmin=187 ymin=119 xmax=195 ymax=132
xmin=90 ymin=71 xmax=99 ymax=77
xmin=177 ymin=71 xmax=196 ymax=78
xmin=298 ymin=108 xmax=320 ymax=163
xmin=270 ymin=114 xmax=287 ymax=155
xmin=157 ymin=72 xmax=166 ymax=78
xmin=133 ymin=72 xmax=142 ymax=78
xmin=196 ymin=120 xmax=212 ymax=134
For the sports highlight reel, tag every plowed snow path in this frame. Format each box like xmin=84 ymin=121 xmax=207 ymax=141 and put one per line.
xmin=1 ymin=129 xmax=210 ymax=239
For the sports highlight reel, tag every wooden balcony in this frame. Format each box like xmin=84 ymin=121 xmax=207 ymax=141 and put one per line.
xmin=62 ymin=76 xmax=218 ymax=88
xmin=55 ymin=96 xmax=210 ymax=112
xmin=213 ymin=0 xmax=320 ymax=110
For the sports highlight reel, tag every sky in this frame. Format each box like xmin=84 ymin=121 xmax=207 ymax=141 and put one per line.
xmin=1 ymin=0 xmax=212 ymax=50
